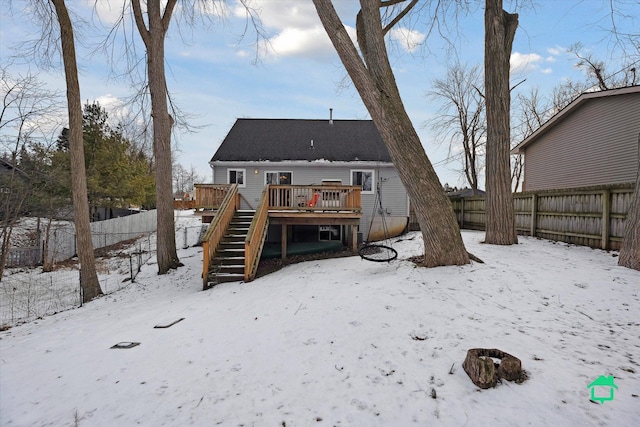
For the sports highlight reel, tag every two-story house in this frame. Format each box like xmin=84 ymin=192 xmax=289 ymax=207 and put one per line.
xmin=199 ymin=117 xmax=410 ymax=286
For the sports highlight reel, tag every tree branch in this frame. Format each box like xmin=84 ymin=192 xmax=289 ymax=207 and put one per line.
xmin=131 ymin=0 xmax=150 ymax=47
xmin=161 ymin=0 xmax=178 ymax=34
xmin=382 ymin=0 xmax=419 ymax=36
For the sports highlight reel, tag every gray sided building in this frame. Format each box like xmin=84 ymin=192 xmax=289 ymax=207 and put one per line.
xmin=512 ymin=85 xmax=640 ymax=192
xmin=209 ymin=118 xmax=410 ymax=242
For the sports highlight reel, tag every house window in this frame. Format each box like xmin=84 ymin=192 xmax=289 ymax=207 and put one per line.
xmin=265 ymin=171 xmax=292 ymax=185
xmin=319 ymin=225 xmax=341 ymax=241
xmin=228 ymin=169 xmax=246 ymax=187
xmin=351 ymin=170 xmax=374 ymax=194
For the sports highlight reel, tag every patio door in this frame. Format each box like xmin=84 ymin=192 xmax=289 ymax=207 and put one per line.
xmin=265 ymin=172 xmax=292 ymax=185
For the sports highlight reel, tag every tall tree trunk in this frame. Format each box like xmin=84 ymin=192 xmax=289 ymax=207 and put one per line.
xmin=484 ymin=0 xmax=518 ymax=245
xmin=618 ymin=171 xmax=640 ymax=270
xmin=132 ymin=0 xmax=181 ymax=274
xmin=314 ymin=0 xmax=469 ymax=267
xmin=51 ymin=0 xmax=102 ymax=302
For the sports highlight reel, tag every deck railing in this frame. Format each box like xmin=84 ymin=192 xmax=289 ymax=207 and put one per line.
xmin=267 ymin=185 xmax=362 ymax=212
xmin=201 ymin=183 xmax=239 ymax=289
xmin=244 ymin=186 xmax=270 ymax=281
xmin=195 ymin=183 xmax=231 ymax=210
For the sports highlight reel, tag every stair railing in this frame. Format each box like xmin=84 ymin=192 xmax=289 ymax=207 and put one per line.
xmin=245 ymin=185 xmax=270 ymax=281
xmin=202 ymin=183 xmax=239 ymax=289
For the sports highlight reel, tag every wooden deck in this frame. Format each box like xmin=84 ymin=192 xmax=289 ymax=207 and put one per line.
xmin=199 ymin=184 xmax=362 ymax=287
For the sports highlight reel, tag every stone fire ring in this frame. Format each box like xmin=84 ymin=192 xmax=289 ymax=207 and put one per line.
xmin=462 ymin=348 xmax=524 ymax=389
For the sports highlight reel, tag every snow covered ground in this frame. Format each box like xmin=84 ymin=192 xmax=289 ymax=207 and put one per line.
xmin=1 ymin=211 xmax=639 ymax=426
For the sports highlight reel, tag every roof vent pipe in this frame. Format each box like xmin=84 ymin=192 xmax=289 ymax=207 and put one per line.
xmin=329 ymin=108 xmax=333 ymax=124
xmin=310 ymin=139 xmax=314 ymax=149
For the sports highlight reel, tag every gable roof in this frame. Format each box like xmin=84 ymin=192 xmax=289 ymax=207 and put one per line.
xmin=211 ymin=118 xmax=392 ymax=163
xmin=0 ymin=158 xmax=27 ymax=177
xmin=511 ymin=85 xmax=640 ymax=154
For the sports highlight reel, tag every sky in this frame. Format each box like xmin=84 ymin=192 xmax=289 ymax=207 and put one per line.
xmin=1 ymin=212 xmax=639 ymax=425
xmin=1 ymin=0 xmax=638 ymax=188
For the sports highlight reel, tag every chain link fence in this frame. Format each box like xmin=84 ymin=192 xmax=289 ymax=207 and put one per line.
xmin=1 ymin=223 xmax=207 ymax=329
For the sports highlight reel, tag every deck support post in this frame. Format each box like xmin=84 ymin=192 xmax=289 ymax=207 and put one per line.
xmin=281 ymin=224 xmax=288 ymax=260
xmin=351 ymin=225 xmax=358 ymax=252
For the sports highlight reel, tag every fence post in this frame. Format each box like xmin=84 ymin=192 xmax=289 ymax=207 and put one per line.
xmin=530 ymin=193 xmax=537 ymax=237
xmin=601 ymin=189 xmax=611 ymax=250
xmin=460 ymin=198 xmax=465 ymax=228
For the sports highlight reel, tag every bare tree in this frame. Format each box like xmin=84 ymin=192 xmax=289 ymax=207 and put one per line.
xmin=511 ymin=87 xmax=550 ymax=191
xmin=173 ymin=163 xmax=205 ymax=198
xmin=50 ymin=0 xmax=102 ymax=301
xmin=130 ymin=0 xmax=182 ymax=274
xmin=313 ymin=0 xmax=469 ymax=267
xmin=0 ymin=68 xmax=61 ymax=277
xmin=619 ymin=152 xmax=640 ymax=271
xmin=570 ymin=44 xmax=639 ymax=90
xmin=483 ymin=0 xmax=518 ymax=245
xmin=427 ymin=63 xmax=485 ymax=195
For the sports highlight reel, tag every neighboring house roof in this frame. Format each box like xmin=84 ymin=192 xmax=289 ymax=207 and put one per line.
xmin=211 ymin=118 xmax=391 ymax=163
xmin=511 ymin=85 xmax=640 ymax=154
xmin=448 ymin=188 xmax=486 ymax=197
xmin=0 ymin=158 xmax=27 ymax=178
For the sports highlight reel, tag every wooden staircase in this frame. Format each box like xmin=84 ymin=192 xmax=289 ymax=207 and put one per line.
xmin=206 ymin=210 xmax=255 ymax=285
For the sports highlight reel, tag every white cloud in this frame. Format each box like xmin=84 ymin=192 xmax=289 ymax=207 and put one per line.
xmin=262 ymin=26 xmax=335 ymax=58
xmin=547 ymin=46 xmax=564 ymax=56
xmin=83 ymin=0 xmax=128 ymax=26
xmin=545 ymin=56 xmax=556 ymax=63
xmin=389 ymin=27 xmax=426 ymax=53
xmin=541 ymin=68 xmax=553 ymax=74
xmin=95 ymin=94 xmax=129 ymax=124
xmin=237 ymin=0 xmax=320 ymax=29
xmin=234 ymin=0 xmax=356 ymax=60
xmin=510 ymin=52 xmax=543 ymax=74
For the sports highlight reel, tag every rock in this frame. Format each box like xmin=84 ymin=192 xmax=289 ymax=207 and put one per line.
xmin=463 ymin=348 xmax=524 ymax=389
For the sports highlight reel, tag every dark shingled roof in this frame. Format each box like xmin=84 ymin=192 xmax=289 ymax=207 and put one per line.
xmin=211 ymin=119 xmax=391 ymax=162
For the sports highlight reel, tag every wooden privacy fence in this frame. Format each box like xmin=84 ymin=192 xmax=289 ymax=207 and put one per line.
xmin=448 ymin=183 xmax=634 ymax=250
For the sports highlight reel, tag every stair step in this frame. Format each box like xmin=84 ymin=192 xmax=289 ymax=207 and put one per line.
xmin=212 ymin=256 xmax=245 ymax=265
xmin=225 ymin=234 xmax=248 ymax=239
xmin=207 ymin=273 xmax=244 ymax=285
xmin=217 ymin=251 xmax=245 ymax=258
xmin=220 ymin=239 xmax=244 ymax=249
xmin=212 ymin=265 xmax=244 ymax=274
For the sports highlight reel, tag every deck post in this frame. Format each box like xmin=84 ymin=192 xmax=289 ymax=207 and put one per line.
xmin=351 ymin=225 xmax=358 ymax=252
xmin=281 ymin=224 xmax=287 ymax=260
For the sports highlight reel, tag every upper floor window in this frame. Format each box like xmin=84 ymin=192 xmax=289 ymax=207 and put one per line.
xmin=228 ymin=169 xmax=246 ymax=187
xmin=351 ymin=170 xmax=374 ymax=194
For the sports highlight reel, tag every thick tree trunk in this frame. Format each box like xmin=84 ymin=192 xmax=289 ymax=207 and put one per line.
xmin=618 ymin=175 xmax=640 ymax=270
xmin=314 ymin=0 xmax=469 ymax=267
xmin=484 ymin=0 xmax=518 ymax=245
xmin=132 ymin=0 xmax=180 ymax=274
xmin=51 ymin=0 xmax=102 ymax=302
